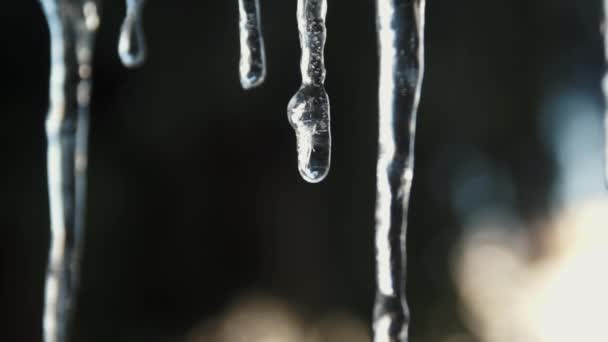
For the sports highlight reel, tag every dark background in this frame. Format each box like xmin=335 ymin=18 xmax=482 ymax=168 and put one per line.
xmin=0 ymin=1 xmax=604 ymax=341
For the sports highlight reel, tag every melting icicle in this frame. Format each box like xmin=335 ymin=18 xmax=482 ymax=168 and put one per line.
xmin=287 ymin=0 xmax=331 ymax=183
xmin=119 ymin=0 xmax=146 ymax=68
xmin=373 ymin=0 xmax=425 ymax=341
xmin=238 ymin=0 xmax=267 ymax=89
xmin=39 ymin=0 xmax=100 ymax=341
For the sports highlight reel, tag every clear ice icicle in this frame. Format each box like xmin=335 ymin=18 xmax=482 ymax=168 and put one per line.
xmin=119 ymin=0 xmax=146 ymax=68
xmin=373 ymin=0 xmax=425 ymax=341
xmin=287 ymin=0 xmax=331 ymax=183
xmin=39 ymin=0 xmax=100 ymax=341
xmin=238 ymin=0 xmax=267 ymax=88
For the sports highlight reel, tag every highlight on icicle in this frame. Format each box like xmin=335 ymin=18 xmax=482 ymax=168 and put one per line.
xmin=119 ymin=0 xmax=146 ymax=68
xmin=287 ymin=0 xmax=332 ymax=183
xmin=238 ymin=0 xmax=267 ymax=89
xmin=373 ymin=0 xmax=426 ymax=341
xmin=39 ymin=0 xmax=101 ymax=341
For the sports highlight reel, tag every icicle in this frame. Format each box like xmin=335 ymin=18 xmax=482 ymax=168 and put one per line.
xmin=39 ymin=1 xmax=100 ymax=341
xmin=238 ymin=0 xmax=267 ymax=89
xmin=602 ymin=0 xmax=608 ymax=187
xmin=119 ymin=0 xmax=146 ymax=68
xmin=373 ymin=0 xmax=425 ymax=341
xmin=287 ymin=0 xmax=331 ymax=183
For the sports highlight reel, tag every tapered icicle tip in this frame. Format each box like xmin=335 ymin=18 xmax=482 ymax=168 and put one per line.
xmin=299 ymin=155 xmax=331 ymax=183
xmin=240 ymin=67 xmax=266 ymax=90
xmin=119 ymin=0 xmax=146 ymax=68
xmin=238 ymin=0 xmax=267 ymax=89
xmin=287 ymin=85 xmax=332 ymax=183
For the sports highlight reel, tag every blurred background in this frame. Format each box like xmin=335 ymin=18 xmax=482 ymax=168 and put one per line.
xmin=1 ymin=1 xmax=607 ymax=341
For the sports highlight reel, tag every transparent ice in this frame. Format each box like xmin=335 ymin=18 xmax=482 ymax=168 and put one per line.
xmin=373 ymin=0 xmax=426 ymax=341
xmin=119 ymin=0 xmax=146 ymax=68
xmin=39 ymin=0 xmax=100 ymax=341
xmin=287 ymin=0 xmax=331 ymax=183
xmin=238 ymin=0 xmax=267 ymax=89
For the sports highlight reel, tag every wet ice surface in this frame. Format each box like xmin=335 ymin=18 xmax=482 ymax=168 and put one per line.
xmin=287 ymin=0 xmax=331 ymax=183
xmin=238 ymin=0 xmax=267 ymax=89
xmin=373 ymin=0 xmax=426 ymax=341
xmin=119 ymin=0 xmax=146 ymax=68
xmin=39 ymin=0 xmax=100 ymax=341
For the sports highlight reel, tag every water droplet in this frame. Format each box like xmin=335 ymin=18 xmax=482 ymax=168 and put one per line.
xmin=119 ymin=0 xmax=146 ymax=68
xmin=238 ymin=0 xmax=267 ymax=89
xmin=287 ymin=0 xmax=331 ymax=183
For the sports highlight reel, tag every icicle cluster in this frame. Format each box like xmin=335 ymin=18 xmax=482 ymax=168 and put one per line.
xmin=37 ymin=1 xmax=428 ymax=341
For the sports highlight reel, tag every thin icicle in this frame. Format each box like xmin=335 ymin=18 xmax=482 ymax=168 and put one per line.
xmin=373 ymin=1 xmax=425 ymax=341
xmin=238 ymin=0 xmax=267 ymax=89
xmin=119 ymin=0 xmax=146 ymax=68
xmin=603 ymin=0 xmax=608 ymax=187
xmin=39 ymin=1 xmax=100 ymax=341
xmin=287 ymin=0 xmax=331 ymax=183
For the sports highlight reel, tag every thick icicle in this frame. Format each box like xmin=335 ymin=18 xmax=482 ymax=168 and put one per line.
xmin=119 ymin=0 xmax=146 ymax=68
xmin=238 ymin=0 xmax=267 ymax=88
xmin=373 ymin=1 xmax=425 ymax=341
xmin=287 ymin=0 xmax=331 ymax=183
xmin=39 ymin=0 xmax=100 ymax=341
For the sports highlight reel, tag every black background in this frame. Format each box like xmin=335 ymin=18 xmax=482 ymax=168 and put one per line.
xmin=0 ymin=1 xmax=603 ymax=341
